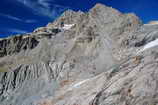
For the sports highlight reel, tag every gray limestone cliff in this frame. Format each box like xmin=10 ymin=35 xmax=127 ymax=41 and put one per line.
xmin=0 ymin=3 xmax=158 ymax=105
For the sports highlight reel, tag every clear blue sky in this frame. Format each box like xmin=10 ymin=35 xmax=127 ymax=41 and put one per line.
xmin=0 ymin=0 xmax=158 ymax=37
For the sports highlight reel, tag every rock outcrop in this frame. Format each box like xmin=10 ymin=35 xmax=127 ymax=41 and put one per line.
xmin=1 ymin=3 xmax=158 ymax=105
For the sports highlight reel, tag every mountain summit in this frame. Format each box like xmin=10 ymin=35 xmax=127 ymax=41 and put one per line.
xmin=0 ymin=3 xmax=158 ymax=105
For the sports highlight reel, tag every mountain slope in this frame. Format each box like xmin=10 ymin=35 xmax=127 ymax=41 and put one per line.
xmin=0 ymin=3 xmax=158 ymax=105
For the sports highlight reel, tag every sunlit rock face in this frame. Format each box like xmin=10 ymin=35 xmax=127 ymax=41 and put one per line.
xmin=148 ymin=20 xmax=158 ymax=25
xmin=1 ymin=3 xmax=158 ymax=105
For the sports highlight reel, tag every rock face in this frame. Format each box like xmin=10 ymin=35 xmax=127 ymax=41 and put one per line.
xmin=1 ymin=3 xmax=158 ymax=105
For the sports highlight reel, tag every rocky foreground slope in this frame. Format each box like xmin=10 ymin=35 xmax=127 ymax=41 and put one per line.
xmin=1 ymin=3 xmax=158 ymax=105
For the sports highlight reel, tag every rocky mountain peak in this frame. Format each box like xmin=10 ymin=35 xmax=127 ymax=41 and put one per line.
xmin=125 ymin=13 xmax=142 ymax=25
xmin=47 ymin=9 xmax=85 ymax=28
xmin=1 ymin=3 xmax=158 ymax=105
xmin=90 ymin=3 xmax=122 ymax=18
xmin=148 ymin=20 xmax=158 ymax=25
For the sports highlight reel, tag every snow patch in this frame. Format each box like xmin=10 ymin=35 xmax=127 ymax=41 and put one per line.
xmin=137 ymin=38 xmax=158 ymax=53
xmin=67 ymin=78 xmax=90 ymax=91
xmin=72 ymin=79 xmax=89 ymax=88
xmin=62 ymin=24 xmax=75 ymax=30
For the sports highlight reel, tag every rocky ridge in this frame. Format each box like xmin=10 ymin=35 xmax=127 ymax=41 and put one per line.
xmin=0 ymin=3 xmax=158 ymax=105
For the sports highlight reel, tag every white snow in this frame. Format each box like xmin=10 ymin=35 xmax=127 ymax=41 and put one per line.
xmin=67 ymin=78 xmax=90 ymax=91
xmin=72 ymin=79 xmax=89 ymax=88
xmin=62 ymin=24 xmax=75 ymax=30
xmin=137 ymin=38 xmax=158 ymax=53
